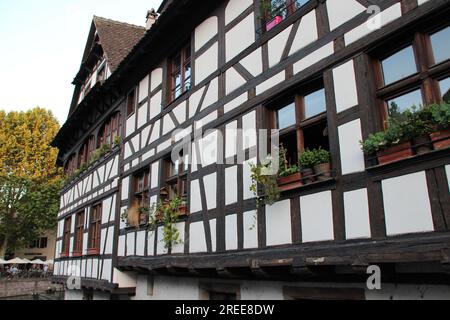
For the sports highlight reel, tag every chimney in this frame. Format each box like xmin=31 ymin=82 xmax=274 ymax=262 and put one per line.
xmin=146 ymin=9 xmax=158 ymax=30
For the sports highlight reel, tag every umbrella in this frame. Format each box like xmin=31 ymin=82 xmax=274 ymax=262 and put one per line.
xmin=6 ymin=258 xmax=26 ymax=264
xmin=30 ymin=259 xmax=45 ymax=265
xmin=44 ymin=260 xmax=54 ymax=265
xmin=0 ymin=259 xmax=7 ymax=264
xmin=22 ymin=258 xmax=33 ymax=264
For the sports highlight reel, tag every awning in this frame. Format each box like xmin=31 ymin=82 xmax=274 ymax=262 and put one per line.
xmin=6 ymin=258 xmax=26 ymax=264
xmin=30 ymin=259 xmax=46 ymax=265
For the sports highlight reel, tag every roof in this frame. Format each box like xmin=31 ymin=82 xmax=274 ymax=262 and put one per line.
xmin=91 ymin=16 xmax=146 ymax=72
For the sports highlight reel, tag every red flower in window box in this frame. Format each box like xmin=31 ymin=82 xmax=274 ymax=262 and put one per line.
xmin=87 ymin=248 xmax=100 ymax=256
xmin=277 ymin=172 xmax=303 ymax=192
xmin=430 ymin=129 xmax=450 ymax=150
xmin=60 ymin=252 xmax=69 ymax=258
xmin=266 ymin=15 xmax=283 ymax=31
xmin=377 ymin=142 xmax=414 ymax=165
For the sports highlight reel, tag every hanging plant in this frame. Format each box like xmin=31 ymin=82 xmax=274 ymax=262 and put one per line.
xmin=148 ymin=196 xmax=184 ymax=250
xmin=249 ymin=157 xmax=280 ymax=208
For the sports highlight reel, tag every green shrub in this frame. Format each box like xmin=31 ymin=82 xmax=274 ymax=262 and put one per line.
xmin=313 ymin=148 xmax=331 ymax=165
xmin=428 ymin=102 xmax=450 ymax=130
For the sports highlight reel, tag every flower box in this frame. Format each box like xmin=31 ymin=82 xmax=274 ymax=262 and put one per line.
xmin=430 ymin=129 xmax=450 ymax=150
xmin=266 ymin=15 xmax=283 ymax=31
xmin=72 ymin=252 xmax=82 ymax=258
xmin=277 ymin=172 xmax=303 ymax=192
xmin=377 ymin=142 xmax=413 ymax=165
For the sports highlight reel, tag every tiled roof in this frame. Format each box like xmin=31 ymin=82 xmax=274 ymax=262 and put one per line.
xmin=92 ymin=16 xmax=146 ymax=72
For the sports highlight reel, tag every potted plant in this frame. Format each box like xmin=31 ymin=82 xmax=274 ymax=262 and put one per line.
xmin=276 ymin=145 xmax=302 ymax=191
xmin=312 ymin=148 xmax=332 ymax=181
xmin=428 ymin=102 xmax=450 ymax=150
xmin=398 ymin=106 xmax=433 ymax=155
xmin=299 ymin=149 xmax=317 ymax=184
xmin=138 ymin=206 xmax=150 ymax=225
xmin=361 ymin=115 xmax=414 ymax=165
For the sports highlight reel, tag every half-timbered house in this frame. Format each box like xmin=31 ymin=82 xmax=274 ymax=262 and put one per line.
xmin=52 ymin=0 xmax=450 ymax=300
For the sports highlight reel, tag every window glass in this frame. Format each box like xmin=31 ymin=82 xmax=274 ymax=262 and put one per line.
xmin=304 ymin=88 xmax=326 ymax=119
xmin=386 ymin=89 xmax=423 ymax=117
xmin=439 ymin=77 xmax=450 ymax=102
xmin=381 ymin=46 xmax=417 ymax=85
xmin=430 ymin=26 xmax=450 ymax=65
xmin=277 ymin=102 xmax=296 ymax=129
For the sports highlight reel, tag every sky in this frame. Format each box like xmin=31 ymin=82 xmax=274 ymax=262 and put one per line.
xmin=0 ymin=0 xmax=163 ymax=125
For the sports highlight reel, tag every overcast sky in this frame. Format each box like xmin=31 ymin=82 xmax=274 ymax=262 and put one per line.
xmin=0 ymin=0 xmax=163 ymax=125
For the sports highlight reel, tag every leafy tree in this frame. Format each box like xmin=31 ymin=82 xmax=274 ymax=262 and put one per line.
xmin=0 ymin=107 xmax=61 ymax=258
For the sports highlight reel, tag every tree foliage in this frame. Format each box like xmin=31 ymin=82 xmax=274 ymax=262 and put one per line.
xmin=0 ymin=107 xmax=61 ymax=257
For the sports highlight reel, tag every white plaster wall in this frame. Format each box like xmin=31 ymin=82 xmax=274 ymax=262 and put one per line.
xmin=149 ymin=90 xmax=162 ymax=121
xmin=225 ymin=166 xmax=238 ymax=205
xmin=226 ymin=13 xmax=255 ymax=62
xmin=139 ymin=276 xmax=200 ymax=300
xmin=382 ymin=172 xmax=434 ymax=236
xmin=204 ymin=173 xmax=217 ymax=210
xmin=338 ymin=119 xmax=366 ymax=175
xmin=256 ymin=71 xmax=285 ymax=95
xmin=138 ymin=75 xmax=149 ymax=102
xmin=300 ymin=191 xmax=334 ymax=243
xmin=136 ymin=231 xmax=146 ymax=256
xmin=289 ymin=10 xmax=318 ymax=55
xmin=242 ymin=111 xmax=257 ymax=150
xmin=225 ymin=0 xmax=253 ymax=25
xmin=268 ymin=25 xmax=292 ymax=68
xmin=126 ymin=232 xmax=136 ymax=256
xmin=240 ymin=48 xmax=263 ymax=77
xmin=190 ymin=179 xmax=202 ymax=213
xmin=126 ymin=114 xmax=136 ymax=137
xmin=150 ymin=68 xmax=163 ymax=91
xmin=226 ymin=67 xmax=246 ymax=95
xmin=326 ymin=0 xmax=365 ymax=31
xmin=344 ymin=189 xmax=371 ymax=239
xmin=265 ymin=200 xmax=292 ymax=246
xmin=225 ymin=121 xmax=238 ymax=159
xmin=195 ymin=16 xmax=218 ymax=51
xmin=137 ymin=103 xmax=148 ymax=129
xmin=171 ymin=222 xmax=186 ymax=254
xmin=446 ymin=165 xmax=450 ymax=191
xmin=201 ymin=78 xmax=219 ymax=111
xmin=210 ymin=219 xmax=217 ymax=252
xmin=195 ymin=42 xmax=218 ymax=85
xmin=243 ymin=211 xmax=258 ymax=249
xmin=243 ymin=158 xmax=256 ymax=200
xmin=65 ymin=289 xmax=84 ymax=300
xmin=189 ymin=221 xmax=207 ymax=253
xmin=366 ymin=284 xmax=450 ymax=300
xmin=224 ymin=93 xmax=247 ymax=114
xmin=157 ymin=226 xmax=168 ymax=255
xmin=333 ymin=60 xmax=359 ymax=113
xmin=225 ymin=214 xmax=238 ymax=251
xmin=293 ymin=42 xmax=334 ymax=74
xmin=102 ymin=259 xmax=112 ymax=281
xmin=118 ymin=235 xmax=125 ymax=256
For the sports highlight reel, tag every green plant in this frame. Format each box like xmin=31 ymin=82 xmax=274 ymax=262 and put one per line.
xmin=428 ymin=102 xmax=450 ymax=130
xmin=298 ymin=149 xmax=316 ymax=169
xmin=148 ymin=197 xmax=183 ymax=249
xmin=313 ymin=148 xmax=331 ymax=165
xmin=260 ymin=0 xmax=286 ymax=19
xmin=249 ymin=158 xmax=280 ymax=208
xmin=113 ymin=136 xmax=122 ymax=148
xmin=361 ymin=132 xmax=389 ymax=154
xmin=278 ymin=145 xmax=299 ymax=177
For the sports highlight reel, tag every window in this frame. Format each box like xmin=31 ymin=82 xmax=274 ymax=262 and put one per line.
xmin=381 ymin=46 xmax=417 ymax=85
xmin=64 ymin=154 xmax=77 ymax=175
xmin=373 ymin=25 xmax=450 ymax=127
xmin=83 ymin=81 xmax=92 ymax=97
xmin=262 ymin=0 xmax=308 ymax=31
xmin=78 ymin=135 xmax=96 ymax=167
xmin=62 ymin=217 xmax=72 ymax=256
xmin=29 ymin=237 xmax=48 ymax=249
xmin=133 ymin=169 xmax=150 ymax=208
xmin=272 ymin=85 xmax=329 ymax=166
xmin=430 ymin=26 xmax=450 ymax=65
xmin=97 ymin=64 xmax=106 ymax=83
xmin=162 ymin=152 xmax=188 ymax=202
xmin=126 ymin=89 xmax=136 ymax=117
xmin=169 ymin=44 xmax=191 ymax=101
xmin=73 ymin=211 xmax=85 ymax=255
xmin=88 ymin=204 xmax=102 ymax=254
xmin=98 ymin=112 xmax=121 ymax=148
xmin=440 ymin=77 xmax=450 ymax=102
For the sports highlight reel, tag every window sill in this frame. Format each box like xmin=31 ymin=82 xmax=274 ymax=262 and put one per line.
xmin=72 ymin=252 xmax=83 ymax=258
xmin=87 ymin=249 xmax=100 ymax=256
xmin=60 ymin=253 xmax=69 ymax=258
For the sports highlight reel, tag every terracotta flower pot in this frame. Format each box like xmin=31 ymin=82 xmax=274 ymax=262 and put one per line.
xmin=377 ymin=142 xmax=413 ymax=165
xmin=178 ymin=206 xmax=188 ymax=217
xmin=314 ymin=162 xmax=331 ymax=181
xmin=277 ymin=172 xmax=303 ymax=191
xmin=301 ymin=168 xmax=315 ymax=184
xmin=430 ymin=129 xmax=450 ymax=150
xmin=413 ymin=135 xmax=432 ymax=155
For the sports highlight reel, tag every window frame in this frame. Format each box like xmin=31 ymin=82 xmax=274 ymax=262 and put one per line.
xmin=88 ymin=203 xmax=102 ymax=255
xmin=133 ymin=169 xmax=150 ymax=209
xmin=97 ymin=112 xmax=121 ymax=149
xmin=268 ymin=83 xmax=329 ymax=165
xmin=168 ymin=43 xmax=192 ymax=103
xmin=162 ymin=155 xmax=188 ymax=203
xmin=126 ymin=89 xmax=137 ymax=117
xmin=78 ymin=135 xmax=96 ymax=167
xmin=372 ymin=25 xmax=450 ymax=129
xmin=73 ymin=211 xmax=85 ymax=256
xmin=61 ymin=217 xmax=72 ymax=257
